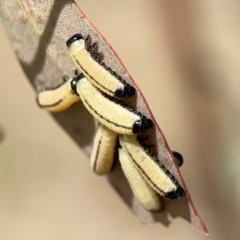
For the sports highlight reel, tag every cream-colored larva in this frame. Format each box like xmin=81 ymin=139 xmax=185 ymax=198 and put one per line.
xmin=37 ymin=71 xmax=183 ymax=207
xmin=90 ymin=124 xmax=118 ymax=175
xmin=119 ymin=135 xmax=185 ymax=199
xmin=119 ymin=148 xmax=162 ymax=212
xmin=73 ymin=75 xmax=153 ymax=135
xmin=37 ymin=77 xmax=80 ymax=112
xmin=66 ymin=34 xmax=136 ymax=98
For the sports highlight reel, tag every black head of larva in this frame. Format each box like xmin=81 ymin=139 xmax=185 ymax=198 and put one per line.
xmin=115 ymin=84 xmax=136 ymax=98
xmin=165 ymin=186 xmax=185 ymax=199
xmin=70 ymin=73 xmax=85 ymax=95
xmin=66 ymin=33 xmax=84 ymax=47
xmin=132 ymin=117 xmax=153 ymax=134
xmin=70 ymin=79 xmax=78 ymax=95
xmin=172 ymin=151 xmax=184 ymax=167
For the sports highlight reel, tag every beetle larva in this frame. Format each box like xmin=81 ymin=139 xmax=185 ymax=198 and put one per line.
xmin=66 ymin=33 xmax=136 ymax=98
xmin=90 ymin=124 xmax=118 ymax=175
xmin=37 ymin=76 xmax=80 ymax=112
xmin=119 ymin=148 xmax=162 ymax=212
xmin=119 ymin=135 xmax=185 ymax=199
xmin=71 ymin=74 xmax=153 ymax=135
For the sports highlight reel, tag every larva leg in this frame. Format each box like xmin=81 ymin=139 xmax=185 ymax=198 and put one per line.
xmin=37 ymin=76 xmax=80 ymax=112
xmin=90 ymin=124 xmax=118 ymax=175
xmin=137 ymin=135 xmax=155 ymax=149
xmin=66 ymin=34 xmax=136 ymax=98
xmin=71 ymin=75 xmax=153 ymax=135
xmin=119 ymin=148 xmax=162 ymax=212
xmin=119 ymin=135 xmax=185 ymax=199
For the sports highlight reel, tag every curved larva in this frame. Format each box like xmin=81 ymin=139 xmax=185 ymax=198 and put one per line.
xmin=90 ymin=124 xmax=118 ymax=175
xmin=74 ymin=76 xmax=153 ymax=135
xmin=66 ymin=34 xmax=135 ymax=98
xmin=119 ymin=135 xmax=185 ymax=199
xmin=119 ymin=148 xmax=162 ymax=212
xmin=37 ymin=78 xmax=80 ymax=112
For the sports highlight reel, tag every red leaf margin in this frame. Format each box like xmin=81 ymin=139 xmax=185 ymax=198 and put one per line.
xmin=0 ymin=0 xmax=208 ymax=234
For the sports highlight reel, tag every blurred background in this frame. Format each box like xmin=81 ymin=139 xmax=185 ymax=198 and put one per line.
xmin=1 ymin=0 xmax=240 ymax=239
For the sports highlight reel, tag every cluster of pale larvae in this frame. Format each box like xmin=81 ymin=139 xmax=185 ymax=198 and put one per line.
xmin=37 ymin=34 xmax=185 ymax=212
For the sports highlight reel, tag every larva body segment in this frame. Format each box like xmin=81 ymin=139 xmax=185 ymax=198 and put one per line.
xmin=119 ymin=148 xmax=162 ymax=212
xmin=119 ymin=135 xmax=185 ymax=199
xmin=37 ymin=78 xmax=80 ymax=112
xmin=67 ymin=34 xmax=135 ymax=98
xmin=74 ymin=76 xmax=153 ymax=135
xmin=90 ymin=124 xmax=118 ymax=175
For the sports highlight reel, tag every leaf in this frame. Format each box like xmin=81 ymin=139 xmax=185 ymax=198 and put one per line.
xmin=0 ymin=0 xmax=208 ymax=234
